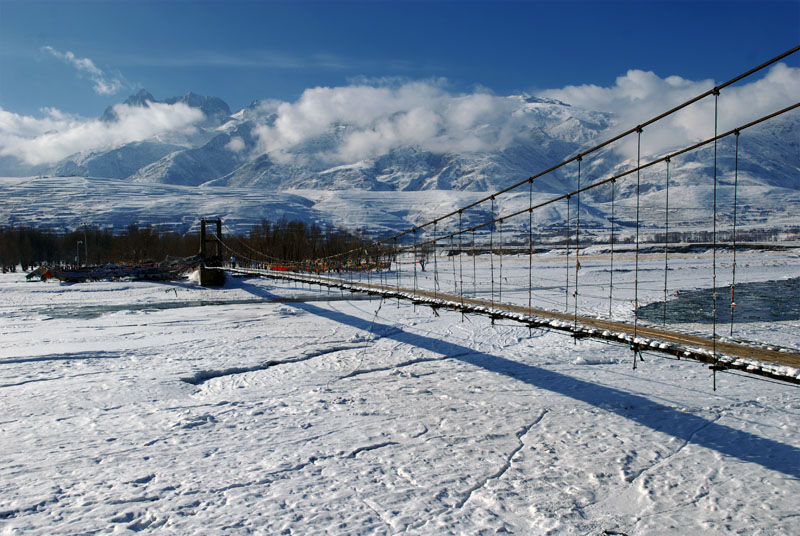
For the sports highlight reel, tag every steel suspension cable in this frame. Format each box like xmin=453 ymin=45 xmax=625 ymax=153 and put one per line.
xmin=377 ymin=46 xmax=799 ymax=251
xmin=328 ymin=102 xmax=797 ymax=273
xmin=300 ymin=48 xmax=799 ymax=266
xmin=448 ymin=102 xmax=800 ymax=257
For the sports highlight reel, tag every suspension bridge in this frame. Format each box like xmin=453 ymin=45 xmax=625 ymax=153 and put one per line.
xmin=204 ymin=47 xmax=800 ymax=387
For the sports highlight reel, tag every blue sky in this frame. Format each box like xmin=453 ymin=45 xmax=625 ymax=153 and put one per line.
xmin=1 ymin=0 xmax=798 ymax=118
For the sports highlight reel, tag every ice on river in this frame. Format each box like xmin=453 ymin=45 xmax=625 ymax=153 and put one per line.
xmin=1 ymin=251 xmax=799 ymax=534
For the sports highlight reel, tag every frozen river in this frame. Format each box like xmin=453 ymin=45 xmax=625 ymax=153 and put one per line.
xmin=1 ymin=250 xmax=798 ymax=534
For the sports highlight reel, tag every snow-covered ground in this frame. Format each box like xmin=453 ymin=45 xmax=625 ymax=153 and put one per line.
xmin=1 ymin=252 xmax=798 ymax=535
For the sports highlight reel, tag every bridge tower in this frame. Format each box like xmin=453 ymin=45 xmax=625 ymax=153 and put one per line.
xmin=199 ymin=218 xmax=225 ymax=286
xmin=199 ymin=218 xmax=223 ymax=265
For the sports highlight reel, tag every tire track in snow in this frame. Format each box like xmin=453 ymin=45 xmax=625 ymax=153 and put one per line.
xmin=361 ymin=498 xmax=397 ymax=533
xmin=180 ymin=344 xmax=365 ymax=385
xmin=340 ymin=354 xmax=455 ymax=379
xmin=454 ymin=408 xmax=549 ymax=509
xmin=346 ymin=441 xmax=399 ymax=459
xmin=202 ymin=441 xmax=399 ymax=496
xmin=623 ymin=413 xmax=725 ymax=529
xmin=625 ymin=412 xmax=723 ymax=487
xmin=582 ymin=411 xmax=725 ymax=528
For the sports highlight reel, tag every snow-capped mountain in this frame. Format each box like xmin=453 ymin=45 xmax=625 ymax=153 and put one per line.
xmin=1 ymin=89 xmax=798 ymax=236
xmin=100 ymin=89 xmax=231 ymax=127
xmin=45 ymin=92 xmax=614 ymax=193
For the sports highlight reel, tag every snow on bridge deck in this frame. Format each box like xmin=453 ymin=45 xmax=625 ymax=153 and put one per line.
xmin=227 ymin=266 xmax=800 ymax=385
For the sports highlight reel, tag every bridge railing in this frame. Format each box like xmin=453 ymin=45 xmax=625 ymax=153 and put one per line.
xmin=218 ymin=47 xmax=800 ymax=387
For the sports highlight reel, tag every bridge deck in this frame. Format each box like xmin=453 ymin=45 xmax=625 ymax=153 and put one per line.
xmin=230 ymin=268 xmax=800 ymax=384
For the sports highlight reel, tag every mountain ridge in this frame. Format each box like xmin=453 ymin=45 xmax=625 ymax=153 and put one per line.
xmin=1 ymin=89 xmax=797 ymax=236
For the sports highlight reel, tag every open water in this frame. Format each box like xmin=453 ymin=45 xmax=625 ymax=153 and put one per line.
xmin=637 ymin=277 xmax=800 ymax=325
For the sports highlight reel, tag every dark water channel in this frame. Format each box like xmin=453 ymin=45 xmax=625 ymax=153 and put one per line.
xmin=637 ymin=277 xmax=800 ymax=324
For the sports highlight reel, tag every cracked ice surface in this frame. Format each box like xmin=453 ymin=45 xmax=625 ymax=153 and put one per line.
xmin=0 ymin=257 xmax=798 ymax=535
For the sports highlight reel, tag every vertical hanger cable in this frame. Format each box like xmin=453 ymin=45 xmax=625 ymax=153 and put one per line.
xmin=565 ymin=194 xmax=571 ymax=313
xmin=528 ymin=178 xmax=534 ymax=313
xmin=730 ymin=130 xmax=740 ymax=336
xmin=712 ymin=89 xmax=720 ymax=391
xmin=663 ymin=157 xmax=671 ymax=326
xmin=574 ymin=156 xmax=582 ymax=331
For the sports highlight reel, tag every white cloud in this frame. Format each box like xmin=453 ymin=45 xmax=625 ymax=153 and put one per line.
xmin=252 ymin=81 xmax=529 ymax=164
xmin=251 ymin=65 xmax=798 ymax=168
xmin=225 ymin=136 xmax=246 ymax=153
xmin=42 ymin=46 xmax=125 ymax=95
xmin=8 ymin=64 xmax=792 ymax=170
xmin=538 ymin=63 xmax=800 ymax=159
xmin=0 ymin=103 xmax=205 ymax=166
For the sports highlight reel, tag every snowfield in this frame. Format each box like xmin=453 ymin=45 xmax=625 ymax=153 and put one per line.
xmin=1 ymin=252 xmax=799 ymax=535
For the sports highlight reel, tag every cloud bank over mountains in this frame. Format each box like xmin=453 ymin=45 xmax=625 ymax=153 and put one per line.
xmin=0 ymin=103 xmax=204 ymax=166
xmin=0 ymin=64 xmax=796 ymax=170
xmin=252 ymin=81 xmax=531 ymax=164
xmin=540 ymin=64 xmax=800 ymax=158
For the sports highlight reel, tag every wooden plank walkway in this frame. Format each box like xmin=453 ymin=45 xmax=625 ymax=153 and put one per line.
xmin=230 ymin=268 xmax=800 ymax=385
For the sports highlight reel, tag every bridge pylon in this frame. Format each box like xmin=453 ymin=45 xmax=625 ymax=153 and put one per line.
xmin=199 ymin=218 xmax=225 ymax=286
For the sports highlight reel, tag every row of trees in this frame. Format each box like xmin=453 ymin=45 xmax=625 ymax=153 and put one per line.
xmin=235 ymin=219 xmax=373 ymax=265
xmin=0 ymin=225 xmax=200 ymax=270
xmin=0 ymin=219 xmax=374 ymax=271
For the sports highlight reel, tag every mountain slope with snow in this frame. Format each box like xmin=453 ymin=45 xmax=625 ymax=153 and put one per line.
xmin=0 ymin=87 xmax=797 ymax=236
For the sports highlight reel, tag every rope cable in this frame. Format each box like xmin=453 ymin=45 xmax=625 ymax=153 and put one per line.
xmin=610 ymin=178 xmax=615 ymax=318
xmin=634 ymin=126 xmax=643 ymax=370
xmin=490 ymin=197 xmax=495 ymax=309
xmin=528 ymin=178 xmax=534 ymax=313
xmin=433 ymin=220 xmax=439 ymax=298
xmin=459 ymin=211 xmax=465 ymax=312
xmin=472 ymin=227 xmax=477 ymax=299
xmin=565 ymin=194 xmax=571 ymax=313
xmin=498 ymin=217 xmax=503 ymax=303
xmin=413 ymin=227 xmax=418 ymax=294
xmin=395 ymin=237 xmax=400 ymax=308
xmin=731 ymin=130 xmax=740 ymax=336
xmin=574 ymin=156 xmax=582 ymax=332
xmin=286 ymin=51 xmax=799 ymax=266
xmin=712 ymin=89 xmax=720 ymax=391
xmin=364 ymin=46 xmax=799 ymax=250
xmin=405 ymin=102 xmax=799 ymax=257
xmin=663 ymin=157 xmax=671 ymax=326
xmin=450 ymin=232 xmax=458 ymax=296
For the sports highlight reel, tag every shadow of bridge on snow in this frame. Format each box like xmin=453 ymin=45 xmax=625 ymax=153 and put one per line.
xmin=238 ymin=279 xmax=800 ymax=479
